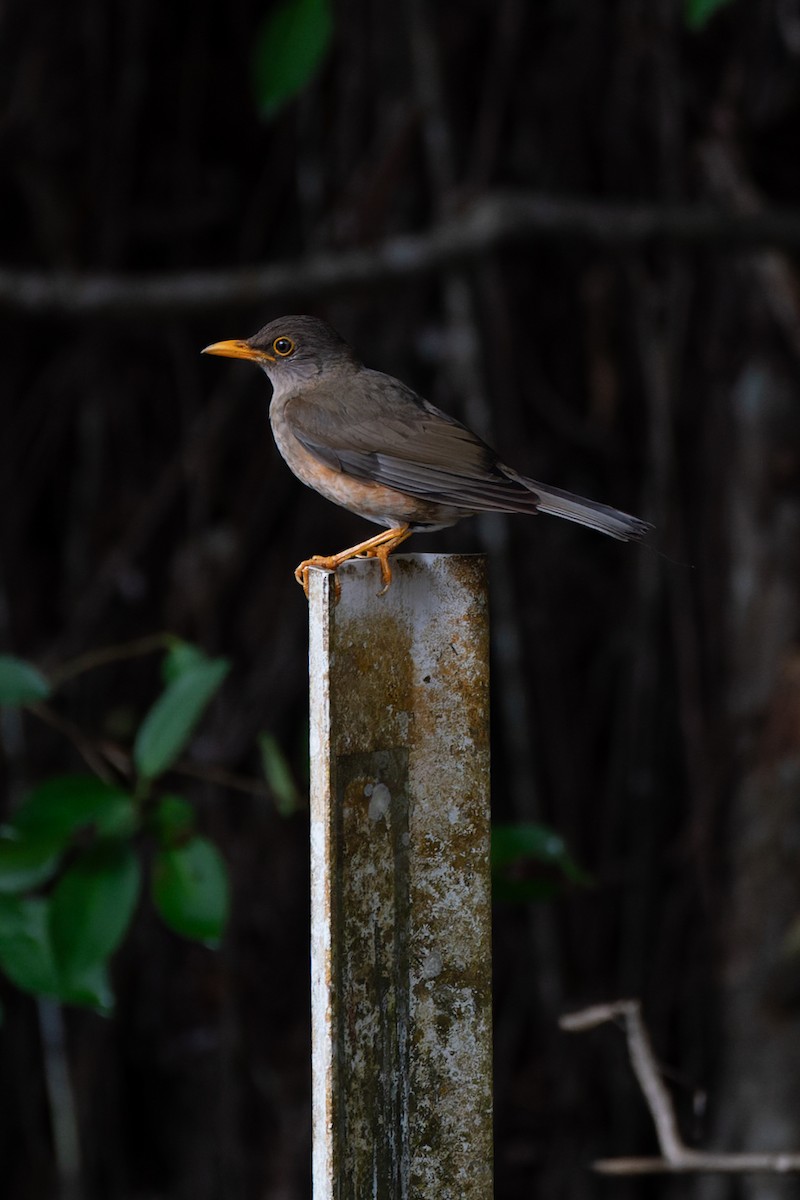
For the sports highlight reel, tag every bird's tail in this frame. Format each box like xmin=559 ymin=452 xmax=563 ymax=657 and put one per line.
xmin=522 ymin=478 xmax=652 ymax=542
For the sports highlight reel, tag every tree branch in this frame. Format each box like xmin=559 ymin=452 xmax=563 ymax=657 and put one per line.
xmin=592 ymin=1154 xmax=800 ymax=1175
xmin=560 ymin=999 xmax=800 ymax=1176
xmin=6 ymin=192 xmax=800 ymax=317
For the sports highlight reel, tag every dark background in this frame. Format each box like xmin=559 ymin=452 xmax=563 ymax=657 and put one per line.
xmin=3 ymin=0 xmax=800 ymax=1197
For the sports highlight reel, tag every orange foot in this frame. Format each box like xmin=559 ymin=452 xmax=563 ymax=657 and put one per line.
xmin=295 ymin=525 xmax=413 ymax=598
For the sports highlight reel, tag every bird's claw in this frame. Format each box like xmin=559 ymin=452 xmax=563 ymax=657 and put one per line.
xmin=295 ymin=557 xmax=342 ymax=602
xmin=294 ymin=525 xmax=410 ymax=601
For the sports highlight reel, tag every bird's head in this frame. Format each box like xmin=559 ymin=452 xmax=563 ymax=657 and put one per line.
xmin=202 ymin=315 xmax=358 ymax=392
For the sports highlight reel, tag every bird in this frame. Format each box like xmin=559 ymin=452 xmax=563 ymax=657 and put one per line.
xmin=202 ymin=315 xmax=651 ymax=596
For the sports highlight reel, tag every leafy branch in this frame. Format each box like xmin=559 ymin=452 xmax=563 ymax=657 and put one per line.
xmin=0 ymin=641 xmax=299 ymax=1014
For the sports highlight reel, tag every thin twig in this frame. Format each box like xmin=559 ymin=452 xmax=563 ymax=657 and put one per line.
xmin=6 ymin=193 xmax=800 ymax=316
xmin=28 ymin=702 xmax=275 ymax=803
xmin=48 ymin=632 xmax=173 ymax=688
xmin=560 ymin=999 xmax=800 ymax=1175
xmin=29 ymin=702 xmax=124 ymax=784
xmin=169 ymin=760 xmax=276 ymax=801
xmin=564 ymin=999 xmax=684 ymax=1159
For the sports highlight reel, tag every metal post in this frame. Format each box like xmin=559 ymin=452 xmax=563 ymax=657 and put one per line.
xmin=308 ymin=554 xmax=493 ymax=1200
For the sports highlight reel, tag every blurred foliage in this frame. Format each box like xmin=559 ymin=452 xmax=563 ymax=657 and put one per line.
xmin=252 ymin=0 xmax=333 ymax=118
xmin=684 ymin=0 xmax=735 ymax=31
xmin=0 ymin=640 xmax=233 ymax=1013
xmin=134 ymin=652 xmax=231 ymax=780
xmin=153 ymin=836 xmax=229 ymax=945
xmin=492 ymin=821 xmax=589 ymax=902
xmin=0 ymin=657 xmax=51 ymax=706
xmin=258 ymin=731 xmax=302 ymax=816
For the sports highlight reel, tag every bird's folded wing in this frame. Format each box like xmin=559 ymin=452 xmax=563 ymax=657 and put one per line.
xmin=285 ymin=376 xmax=541 ymax=513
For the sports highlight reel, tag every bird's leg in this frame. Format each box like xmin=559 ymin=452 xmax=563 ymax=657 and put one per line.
xmin=295 ymin=525 xmax=413 ymax=597
xmin=363 ymin=527 xmax=413 ymax=595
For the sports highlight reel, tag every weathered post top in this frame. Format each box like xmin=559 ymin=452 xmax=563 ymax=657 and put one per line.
xmin=308 ymin=554 xmax=493 ymax=1200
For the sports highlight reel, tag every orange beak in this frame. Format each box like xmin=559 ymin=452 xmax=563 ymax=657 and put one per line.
xmin=201 ymin=339 xmax=276 ymax=363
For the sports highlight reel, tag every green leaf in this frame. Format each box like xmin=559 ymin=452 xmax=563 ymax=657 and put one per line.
xmin=58 ymin=961 xmax=114 ymax=1013
xmin=491 ymin=822 xmax=589 ymax=903
xmin=49 ymin=842 xmax=141 ymax=985
xmin=491 ymin=822 xmax=585 ymax=877
xmin=0 ymin=896 xmax=60 ymax=995
xmin=252 ymin=0 xmax=333 ymax=119
xmin=152 ymin=837 xmax=229 ymax=946
xmin=0 ymin=835 xmax=62 ymax=894
xmin=685 ymin=0 xmax=734 ymax=30
xmin=258 ymin=732 xmax=301 ymax=816
xmin=161 ymin=640 xmax=209 ymax=685
xmin=0 ymin=656 xmax=51 ymax=706
xmin=151 ymin=794 xmax=195 ymax=846
xmin=0 ymin=892 xmax=118 ymax=1013
xmin=492 ymin=877 xmax=564 ymax=903
xmin=12 ymin=775 xmax=137 ymax=847
xmin=134 ymin=658 xmax=230 ymax=781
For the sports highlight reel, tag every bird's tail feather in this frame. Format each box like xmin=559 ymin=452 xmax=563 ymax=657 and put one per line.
xmin=522 ymin=478 xmax=652 ymax=542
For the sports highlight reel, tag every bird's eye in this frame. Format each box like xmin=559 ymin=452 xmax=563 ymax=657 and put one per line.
xmin=273 ymin=337 xmax=295 ymax=357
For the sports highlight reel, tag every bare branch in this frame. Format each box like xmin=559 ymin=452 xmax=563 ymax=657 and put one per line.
xmin=561 ymin=999 xmax=684 ymax=1159
xmin=169 ymin=760 xmax=275 ymax=800
xmin=48 ymin=632 xmax=173 ymax=688
xmin=594 ymin=1154 xmax=800 ymax=1175
xmin=5 ymin=192 xmax=800 ymax=317
xmin=561 ymin=999 xmax=800 ymax=1175
xmin=29 ymin=703 xmax=126 ymax=785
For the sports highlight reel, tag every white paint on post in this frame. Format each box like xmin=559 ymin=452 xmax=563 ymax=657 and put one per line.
xmin=309 ymin=554 xmax=492 ymax=1200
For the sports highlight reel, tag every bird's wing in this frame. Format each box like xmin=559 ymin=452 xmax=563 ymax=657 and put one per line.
xmin=285 ymin=370 xmax=540 ymax=513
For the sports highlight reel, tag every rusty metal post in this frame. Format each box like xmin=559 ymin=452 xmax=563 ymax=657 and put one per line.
xmin=308 ymin=553 xmax=493 ymax=1200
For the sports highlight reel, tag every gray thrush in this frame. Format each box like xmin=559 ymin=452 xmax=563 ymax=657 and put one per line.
xmin=202 ymin=315 xmax=651 ymax=594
